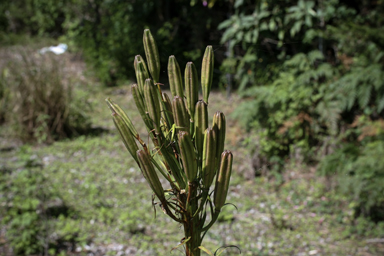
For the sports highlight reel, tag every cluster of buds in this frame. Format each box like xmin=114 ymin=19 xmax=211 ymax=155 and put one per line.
xmin=107 ymin=29 xmax=233 ymax=255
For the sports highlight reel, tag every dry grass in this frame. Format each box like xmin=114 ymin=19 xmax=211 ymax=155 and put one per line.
xmin=0 ymin=46 xmax=91 ymax=143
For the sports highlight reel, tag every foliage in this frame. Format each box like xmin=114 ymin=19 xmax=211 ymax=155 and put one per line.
xmin=0 ymin=146 xmax=77 ymax=255
xmin=219 ymin=0 xmax=384 ymax=226
xmin=2 ymin=47 xmax=91 ymax=143
xmin=0 ymin=0 xmax=73 ymax=38
xmin=318 ymin=116 xmax=384 ymax=220
xmin=220 ymin=0 xmax=384 ymax=167
xmin=1 ymin=0 xmax=230 ymax=86
xmin=234 ymin=50 xmax=340 ymax=169
xmin=64 ymin=0 xmax=230 ymax=86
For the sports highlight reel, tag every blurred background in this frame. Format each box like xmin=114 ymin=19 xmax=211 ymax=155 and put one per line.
xmin=1 ymin=0 xmax=384 ymax=255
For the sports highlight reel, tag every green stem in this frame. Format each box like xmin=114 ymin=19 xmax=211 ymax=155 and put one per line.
xmin=201 ymin=210 xmax=220 ymax=232
xmin=183 ymin=181 xmax=201 ymax=256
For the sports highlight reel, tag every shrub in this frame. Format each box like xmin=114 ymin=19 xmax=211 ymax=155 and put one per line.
xmin=221 ymin=0 xmax=384 ymax=173
xmin=3 ymin=47 xmax=91 ymax=143
xmin=319 ymin=117 xmax=384 ymax=221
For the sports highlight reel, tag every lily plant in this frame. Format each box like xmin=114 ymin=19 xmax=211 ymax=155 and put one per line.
xmin=107 ymin=29 xmax=234 ymax=256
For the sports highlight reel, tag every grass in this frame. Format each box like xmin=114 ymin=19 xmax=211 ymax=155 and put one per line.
xmin=1 ymin=48 xmax=384 ymax=255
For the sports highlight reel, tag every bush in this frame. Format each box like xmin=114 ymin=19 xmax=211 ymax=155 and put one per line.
xmin=233 ymin=50 xmax=340 ymax=171
xmin=3 ymin=47 xmax=91 ymax=143
xmin=319 ymin=117 xmax=384 ymax=221
xmin=221 ymin=0 xmax=384 ymax=172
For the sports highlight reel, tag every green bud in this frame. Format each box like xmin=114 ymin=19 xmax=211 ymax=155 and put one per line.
xmin=212 ymin=111 xmax=226 ymax=161
xmin=168 ymin=56 xmax=184 ymax=98
xmin=172 ymin=96 xmax=190 ymax=133
xmin=144 ymin=79 xmax=161 ymax=133
xmin=202 ymin=127 xmax=217 ymax=188
xmin=161 ymin=92 xmax=174 ymax=127
xmin=134 ymin=56 xmax=150 ymax=97
xmin=178 ymin=131 xmax=198 ymax=182
xmin=214 ymin=150 xmax=233 ymax=211
xmin=132 ymin=84 xmax=152 ymax=130
xmin=194 ymin=100 xmax=208 ymax=163
xmin=106 ymin=98 xmax=139 ymax=139
xmin=112 ymin=113 xmax=139 ymax=164
xmin=143 ymin=29 xmax=160 ymax=83
xmin=201 ymin=45 xmax=214 ymax=104
xmin=137 ymin=149 xmax=166 ymax=202
xmin=184 ymin=62 xmax=199 ymax=119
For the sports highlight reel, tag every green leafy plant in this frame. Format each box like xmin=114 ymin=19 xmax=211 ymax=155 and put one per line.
xmin=107 ymin=29 xmax=237 ymax=256
xmin=233 ymin=50 xmax=340 ymax=172
xmin=220 ymin=0 xmax=384 ymax=175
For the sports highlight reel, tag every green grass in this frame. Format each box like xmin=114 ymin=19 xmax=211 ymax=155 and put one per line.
xmin=1 ymin=58 xmax=384 ymax=255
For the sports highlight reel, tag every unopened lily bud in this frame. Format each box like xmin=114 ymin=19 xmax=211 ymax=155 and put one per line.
xmin=202 ymin=127 xmax=217 ymax=188
xmin=184 ymin=62 xmax=199 ymax=119
xmin=214 ymin=150 xmax=233 ymax=211
xmin=212 ymin=111 xmax=226 ymax=161
xmin=168 ymin=56 xmax=184 ymax=98
xmin=160 ymin=92 xmax=174 ymax=129
xmin=106 ymin=98 xmax=139 ymax=139
xmin=144 ymin=79 xmax=161 ymax=133
xmin=178 ymin=131 xmax=198 ymax=182
xmin=194 ymin=100 xmax=208 ymax=163
xmin=112 ymin=113 xmax=139 ymax=164
xmin=134 ymin=56 xmax=150 ymax=97
xmin=137 ymin=150 xmax=165 ymax=202
xmin=201 ymin=45 xmax=214 ymax=104
xmin=143 ymin=29 xmax=160 ymax=83
xmin=172 ymin=96 xmax=190 ymax=133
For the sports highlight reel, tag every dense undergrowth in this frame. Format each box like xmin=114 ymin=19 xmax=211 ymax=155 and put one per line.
xmin=220 ymin=0 xmax=384 ymax=225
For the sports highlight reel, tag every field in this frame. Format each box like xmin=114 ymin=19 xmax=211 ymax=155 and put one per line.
xmin=1 ymin=49 xmax=383 ymax=256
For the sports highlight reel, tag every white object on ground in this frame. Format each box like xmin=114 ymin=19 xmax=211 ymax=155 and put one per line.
xmin=39 ymin=43 xmax=68 ymax=55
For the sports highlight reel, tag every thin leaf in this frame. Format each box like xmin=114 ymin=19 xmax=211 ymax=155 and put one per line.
xmin=214 ymin=245 xmax=242 ymax=255
xmin=199 ymin=245 xmax=214 ymax=255
xmin=171 ymin=237 xmax=191 ymax=253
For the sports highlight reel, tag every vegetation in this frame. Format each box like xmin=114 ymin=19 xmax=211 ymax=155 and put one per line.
xmin=220 ymin=0 xmax=384 ymax=221
xmin=0 ymin=0 xmax=230 ymax=86
xmin=107 ymin=29 xmax=235 ymax=255
xmin=0 ymin=46 xmax=91 ymax=143
xmin=0 ymin=0 xmax=384 ymax=255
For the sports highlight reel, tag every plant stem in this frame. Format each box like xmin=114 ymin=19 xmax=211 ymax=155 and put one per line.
xmin=183 ymin=181 xmax=201 ymax=256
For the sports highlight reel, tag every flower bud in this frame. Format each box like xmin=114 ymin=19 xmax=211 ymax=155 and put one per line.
xmin=144 ymin=79 xmax=161 ymax=133
xmin=137 ymin=150 xmax=166 ymax=202
xmin=194 ymin=100 xmax=208 ymax=163
xmin=143 ymin=29 xmax=160 ymax=83
xmin=178 ymin=131 xmax=198 ymax=182
xmin=201 ymin=45 xmax=214 ymax=104
xmin=168 ymin=56 xmax=184 ymax=98
xmin=184 ymin=62 xmax=199 ymax=119
xmin=202 ymin=127 xmax=217 ymax=188
xmin=214 ymin=150 xmax=233 ymax=211
xmin=172 ymin=96 xmax=190 ymax=133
